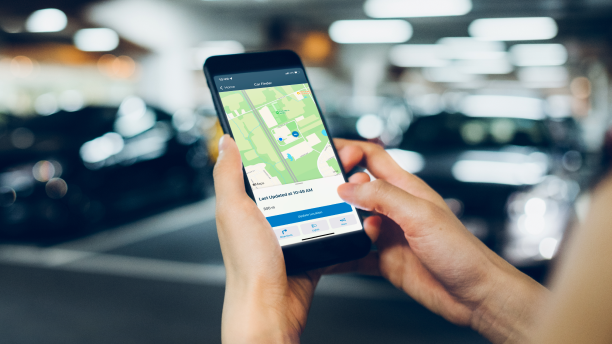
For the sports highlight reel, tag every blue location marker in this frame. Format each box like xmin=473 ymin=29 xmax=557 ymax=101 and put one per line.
xmin=321 ymin=130 xmax=327 ymax=137
xmin=279 ymin=138 xmax=283 ymax=141
xmin=292 ymin=131 xmax=299 ymax=137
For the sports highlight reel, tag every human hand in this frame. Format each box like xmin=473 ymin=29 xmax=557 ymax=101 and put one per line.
xmin=334 ymin=139 xmax=549 ymax=344
xmin=215 ymin=135 xmax=314 ymax=343
xmin=214 ymin=135 xmax=377 ymax=343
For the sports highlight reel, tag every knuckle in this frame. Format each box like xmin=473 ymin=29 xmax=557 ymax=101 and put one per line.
xmin=420 ymin=200 xmax=447 ymax=222
xmin=369 ymin=179 xmax=390 ymax=198
xmin=420 ymin=201 xmax=436 ymax=217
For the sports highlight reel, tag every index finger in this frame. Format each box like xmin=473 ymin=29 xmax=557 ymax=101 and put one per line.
xmin=334 ymin=138 xmax=448 ymax=211
xmin=334 ymin=139 xmax=407 ymax=185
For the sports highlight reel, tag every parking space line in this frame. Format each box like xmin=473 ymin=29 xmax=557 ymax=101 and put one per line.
xmin=0 ymin=245 xmax=225 ymax=285
xmin=53 ymin=197 xmax=217 ymax=252
xmin=68 ymin=253 xmax=228 ymax=286
xmin=0 ymin=244 xmax=410 ymax=301
xmin=0 ymin=245 xmax=97 ymax=267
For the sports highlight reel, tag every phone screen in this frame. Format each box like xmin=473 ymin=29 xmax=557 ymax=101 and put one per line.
xmin=214 ymin=67 xmax=363 ymax=246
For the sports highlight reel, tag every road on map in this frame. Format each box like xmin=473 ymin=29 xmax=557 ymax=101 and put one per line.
xmin=241 ymin=89 xmax=298 ymax=183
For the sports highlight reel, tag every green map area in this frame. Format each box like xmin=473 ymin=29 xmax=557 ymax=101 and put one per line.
xmin=220 ymin=83 xmax=340 ymax=190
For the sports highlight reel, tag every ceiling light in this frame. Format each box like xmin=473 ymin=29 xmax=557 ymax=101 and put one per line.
xmin=469 ymin=17 xmax=558 ymax=41
xmin=364 ymin=0 xmax=472 ymax=18
xmin=329 ymin=20 xmax=412 ymax=44
xmin=436 ymin=37 xmax=505 ymax=60
xmin=74 ymin=28 xmax=120 ymax=52
xmin=389 ymin=45 xmax=448 ymax=67
xmin=25 ymin=8 xmax=67 ymax=33
xmin=510 ymin=44 xmax=568 ymax=66
xmin=455 ymin=56 xmax=513 ymax=74
xmin=423 ymin=67 xmax=479 ymax=83
xmin=461 ymin=95 xmax=545 ymax=120
xmin=517 ymin=66 xmax=568 ymax=88
xmin=546 ymin=95 xmax=572 ymax=118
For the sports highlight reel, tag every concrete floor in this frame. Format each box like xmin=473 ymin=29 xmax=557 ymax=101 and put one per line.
xmin=0 ymin=199 xmax=490 ymax=344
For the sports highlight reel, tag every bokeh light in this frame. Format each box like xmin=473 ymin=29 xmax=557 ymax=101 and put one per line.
xmin=329 ymin=20 xmax=413 ymax=44
xmin=59 ymin=90 xmax=85 ymax=112
xmin=356 ymin=114 xmax=385 ymax=139
xmin=74 ymin=28 xmax=120 ymax=52
xmin=34 ymin=93 xmax=59 ymax=116
xmin=25 ymin=8 xmax=67 ymax=33
xmin=539 ymin=237 xmax=558 ymax=259
xmin=10 ymin=56 xmax=34 ymax=78
xmin=98 ymin=54 xmax=136 ymax=78
xmin=301 ymin=32 xmax=333 ymax=63
xmin=0 ymin=186 xmax=17 ymax=207
xmin=10 ymin=128 xmax=35 ymax=149
xmin=460 ymin=121 xmax=486 ymax=145
xmin=45 ymin=178 xmax=68 ymax=199
xmin=570 ymin=77 xmax=591 ymax=99
xmin=33 ymin=161 xmax=57 ymax=182
xmin=113 ymin=56 xmax=136 ymax=78
xmin=98 ymin=54 xmax=116 ymax=74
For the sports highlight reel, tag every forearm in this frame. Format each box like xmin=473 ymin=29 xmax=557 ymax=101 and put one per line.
xmin=532 ymin=174 xmax=612 ymax=343
xmin=470 ymin=263 xmax=549 ymax=344
xmin=222 ymin=279 xmax=301 ymax=344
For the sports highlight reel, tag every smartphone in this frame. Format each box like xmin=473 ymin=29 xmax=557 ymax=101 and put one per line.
xmin=204 ymin=50 xmax=371 ymax=273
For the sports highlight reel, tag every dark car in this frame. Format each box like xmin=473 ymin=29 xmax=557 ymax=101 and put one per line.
xmin=390 ymin=112 xmax=583 ymax=267
xmin=0 ymin=101 xmax=213 ymax=242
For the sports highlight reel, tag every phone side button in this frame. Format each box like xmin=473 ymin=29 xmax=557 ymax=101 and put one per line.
xmin=273 ymin=226 xmax=300 ymax=240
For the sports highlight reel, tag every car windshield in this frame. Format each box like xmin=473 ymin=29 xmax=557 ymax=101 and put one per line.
xmin=400 ymin=113 xmax=553 ymax=153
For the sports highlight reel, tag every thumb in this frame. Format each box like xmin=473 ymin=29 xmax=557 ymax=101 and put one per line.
xmin=214 ymin=135 xmax=247 ymax=203
xmin=337 ymin=179 xmax=438 ymax=238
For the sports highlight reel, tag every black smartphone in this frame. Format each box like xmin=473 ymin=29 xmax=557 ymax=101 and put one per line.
xmin=204 ymin=50 xmax=371 ymax=273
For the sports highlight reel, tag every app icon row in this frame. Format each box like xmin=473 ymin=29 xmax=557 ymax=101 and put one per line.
xmin=273 ymin=214 xmax=357 ymax=240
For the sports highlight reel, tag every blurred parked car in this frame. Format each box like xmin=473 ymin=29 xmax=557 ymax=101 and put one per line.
xmin=0 ymin=100 xmax=213 ymax=242
xmin=389 ymin=112 xmax=583 ymax=268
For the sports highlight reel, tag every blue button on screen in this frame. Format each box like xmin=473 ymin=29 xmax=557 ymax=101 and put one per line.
xmin=266 ymin=202 xmax=353 ymax=228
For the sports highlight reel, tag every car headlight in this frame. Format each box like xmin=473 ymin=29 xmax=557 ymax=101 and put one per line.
xmin=502 ymin=175 xmax=579 ymax=265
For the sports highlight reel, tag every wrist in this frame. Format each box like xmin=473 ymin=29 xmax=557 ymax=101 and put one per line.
xmin=470 ymin=261 xmax=549 ymax=344
xmin=222 ymin=277 xmax=301 ymax=344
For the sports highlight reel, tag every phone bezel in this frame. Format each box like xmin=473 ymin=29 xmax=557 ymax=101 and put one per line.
xmin=204 ymin=50 xmax=371 ymax=273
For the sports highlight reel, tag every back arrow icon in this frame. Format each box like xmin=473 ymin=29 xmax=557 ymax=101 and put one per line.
xmin=220 ymin=86 xmax=223 ymax=90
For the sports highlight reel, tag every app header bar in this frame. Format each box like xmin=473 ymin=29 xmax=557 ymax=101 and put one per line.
xmin=214 ymin=68 xmax=308 ymax=92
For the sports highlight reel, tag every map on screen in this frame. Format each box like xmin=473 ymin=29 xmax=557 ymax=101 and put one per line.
xmin=220 ymin=83 xmax=340 ymax=190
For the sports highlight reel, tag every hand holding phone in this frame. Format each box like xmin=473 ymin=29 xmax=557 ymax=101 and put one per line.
xmin=205 ymin=50 xmax=371 ymax=273
xmin=214 ymin=135 xmax=382 ymax=343
xmin=214 ymin=134 xmax=314 ymax=343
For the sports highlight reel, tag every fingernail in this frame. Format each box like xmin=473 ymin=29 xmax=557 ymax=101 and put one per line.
xmin=218 ymin=134 xmax=229 ymax=152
